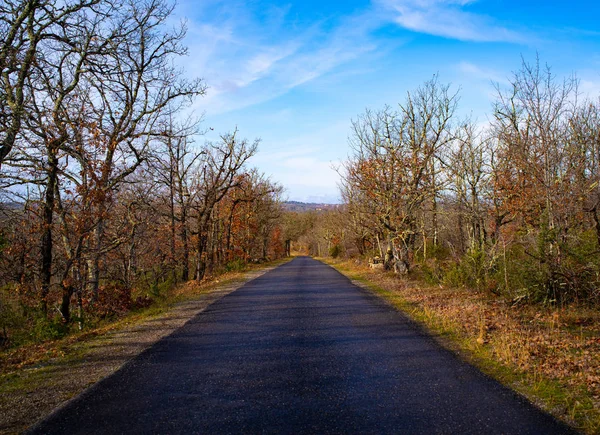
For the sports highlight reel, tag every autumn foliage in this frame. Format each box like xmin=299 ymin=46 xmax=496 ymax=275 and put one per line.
xmin=302 ymin=58 xmax=600 ymax=306
xmin=0 ymin=0 xmax=286 ymax=346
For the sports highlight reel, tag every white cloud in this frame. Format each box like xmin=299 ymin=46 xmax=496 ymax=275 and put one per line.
xmin=277 ymin=156 xmax=342 ymax=203
xmin=580 ymin=78 xmax=600 ymax=99
xmin=376 ymin=0 xmax=524 ymax=43
xmin=249 ymin=139 xmax=343 ymax=203
xmin=281 ymin=157 xmax=339 ymax=187
xmin=178 ymin=2 xmax=382 ymax=115
xmin=457 ymin=61 xmax=507 ymax=83
xmin=256 ymin=152 xmax=342 ymax=202
xmin=251 ymin=144 xmax=340 ymax=189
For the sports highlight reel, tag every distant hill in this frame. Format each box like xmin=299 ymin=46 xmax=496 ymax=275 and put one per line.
xmin=282 ymin=201 xmax=339 ymax=212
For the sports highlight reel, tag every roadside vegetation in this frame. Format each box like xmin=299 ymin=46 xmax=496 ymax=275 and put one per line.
xmin=323 ymin=258 xmax=599 ymax=434
xmin=0 ymin=259 xmax=288 ymax=375
xmin=284 ymin=57 xmax=600 ymax=434
xmin=0 ymin=0 xmax=286 ymax=354
xmin=0 ymin=258 xmax=289 ymax=433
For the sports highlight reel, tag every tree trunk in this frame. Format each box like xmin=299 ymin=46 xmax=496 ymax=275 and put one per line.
xmin=87 ymin=219 xmax=104 ymax=302
xmin=195 ymin=209 xmax=210 ymax=281
xmin=421 ymin=215 xmax=427 ymax=261
xmin=592 ymin=206 xmax=600 ymax=249
xmin=225 ymin=207 xmax=235 ymax=257
xmin=59 ymin=282 xmax=74 ymax=323
xmin=432 ymin=194 xmax=438 ymax=248
xmin=384 ymin=235 xmax=394 ymax=271
xmin=393 ymin=238 xmax=411 ymax=275
xmin=262 ymin=235 xmax=268 ymax=259
xmin=170 ymin=196 xmax=176 ymax=266
xmin=40 ymin=150 xmax=59 ymax=314
xmin=376 ymin=234 xmax=383 ymax=258
xmin=181 ymin=207 xmax=189 ymax=281
xmin=126 ymin=236 xmax=136 ymax=288
xmin=195 ymin=233 xmax=207 ymax=281
xmin=457 ymin=206 xmax=466 ymax=255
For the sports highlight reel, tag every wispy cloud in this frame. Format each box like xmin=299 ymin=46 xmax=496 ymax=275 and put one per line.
xmin=580 ymin=78 xmax=600 ymax=99
xmin=249 ymin=124 xmax=347 ymax=202
xmin=251 ymin=147 xmax=342 ymax=202
xmin=177 ymin=0 xmax=526 ymax=117
xmin=375 ymin=0 xmax=524 ymax=43
xmin=457 ymin=61 xmax=508 ymax=84
xmin=178 ymin=1 xmax=381 ymax=115
xmin=452 ymin=61 xmax=512 ymax=111
xmin=277 ymin=155 xmax=342 ymax=202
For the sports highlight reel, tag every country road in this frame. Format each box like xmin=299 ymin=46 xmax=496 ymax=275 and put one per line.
xmin=28 ymin=256 xmax=575 ymax=434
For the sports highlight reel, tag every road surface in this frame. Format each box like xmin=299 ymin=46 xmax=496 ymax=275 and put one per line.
xmin=29 ymin=256 xmax=576 ymax=434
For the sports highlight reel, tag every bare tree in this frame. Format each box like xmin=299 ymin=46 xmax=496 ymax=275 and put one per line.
xmin=569 ymin=99 xmax=600 ymax=247
xmin=343 ymin=76 xmax=458 ymax=274
xmin=192 ymin=131 xmax=257 ymax=281
xmin=5 ymin=0 xmax=112 ymax=314
xmin=78 ymin=0 xmax=206 ymax=299
xmin=151 ymin=117 xmax=204 ymax=281
xmin=447 ymin=121 xmax=491 ymax=252
xmin=0 ymin=0 xmax=100 ymax=167
xmin=1 ymin=0 xmax=205 ymax=319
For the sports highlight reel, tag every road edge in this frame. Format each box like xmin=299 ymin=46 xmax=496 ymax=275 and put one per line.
xmin=3 ymin=259 xmax=291 ymax=435
xmin=319 ymin=257 xmax=584 ymax=435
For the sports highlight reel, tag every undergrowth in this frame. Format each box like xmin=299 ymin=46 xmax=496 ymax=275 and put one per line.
xmin=0 ymin=257 xmax=290 ymax=376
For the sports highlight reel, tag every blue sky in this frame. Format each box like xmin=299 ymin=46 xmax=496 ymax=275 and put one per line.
xmin=173 ymin=0 xmax=600 ymax=203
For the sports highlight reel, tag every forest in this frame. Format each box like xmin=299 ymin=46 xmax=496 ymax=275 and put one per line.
xmin=294 ymin=63 xmax=600 ymax=307
xmin=2 ymin=0 xmax=600 ymax=357
xmin=0 ymin=0 xmax=285 ymax=344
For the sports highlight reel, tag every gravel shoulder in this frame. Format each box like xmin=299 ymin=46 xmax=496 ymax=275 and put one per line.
xmin=0 ymin=264 xmax=283 ymax=434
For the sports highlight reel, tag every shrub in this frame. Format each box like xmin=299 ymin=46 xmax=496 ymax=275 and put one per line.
xmin=443 ymin=262 xmax=468 ymax=288
xmin=32 ymin=315 xmax=70 ymax=342
xmin=132 ymin=295 xmax=153 ymax=310
xmin=493 ymin=231 xmax=600 ymax=305
xmin=92 ymin=283 xmax=132 ymax=318
xmin=225 ymin=259 xmax=247 ymax=272
xmin=417 ymin=260 xmax=444 ymax=285
xmin=329 ymin=244 xmax=342 ymax=258
xmin=442 ymin=247 xmax=495 ymax=292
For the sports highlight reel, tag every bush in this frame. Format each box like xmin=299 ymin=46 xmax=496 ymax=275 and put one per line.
xmin=132 ymin=295 xmax=153 ymax=310
xmin=443 ymin=262 xmax=468 ymax=288
xmin=491 ymin=230 xmax=600 ymax=305
xmin=32 ymin=315 xmax=70 ymax=342
xmin=329 ymin=244 xmax=342 ymax=258
xmin=417 ymin=260 xmax=444 ymax=285
xmin=0 ymin=292 xmax=22 ymax=347
xmin=225 ymin=259 xmax=247 ymax=272
xmin=92 ymin=283 xmax=132 ymax=318
xmin=414 ymin=241 xmax=451 ymax=262
xmin=440 ymin=246 xmax=500 ymax=294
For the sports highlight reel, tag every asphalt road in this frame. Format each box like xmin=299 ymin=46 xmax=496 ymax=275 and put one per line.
xmin=29 ymin=256 xmax=576 ymax=434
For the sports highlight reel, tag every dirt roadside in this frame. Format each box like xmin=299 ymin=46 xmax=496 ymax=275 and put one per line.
xmin=0 ymin=263 xmax=283 ymax=434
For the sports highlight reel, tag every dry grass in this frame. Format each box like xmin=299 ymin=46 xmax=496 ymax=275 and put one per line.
xmin=325 ymin=258 xmax=600 ymax=434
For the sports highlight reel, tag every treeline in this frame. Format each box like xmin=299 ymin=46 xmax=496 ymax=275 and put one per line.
xmin=0 ymin=0 xmax=284 ymax=341
xmin=282 ymin=208 xmax=347 ymax=258
xmin=317 ymin=58 xmax=600 ymax=305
